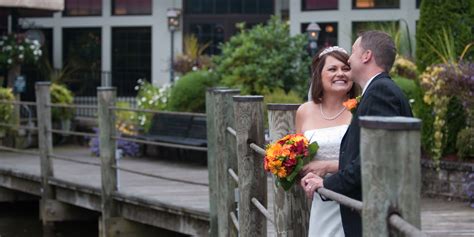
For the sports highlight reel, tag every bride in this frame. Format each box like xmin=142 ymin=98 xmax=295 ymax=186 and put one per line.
xmin=296 ymin=46 xmax=357 ymax=236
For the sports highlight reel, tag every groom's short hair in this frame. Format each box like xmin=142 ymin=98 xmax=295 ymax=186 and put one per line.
xmin=359 ymin=31 xmax=396 ymax=72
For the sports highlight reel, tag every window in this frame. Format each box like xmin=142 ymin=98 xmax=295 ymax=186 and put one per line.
xmin=352 ymin=21 xmax=399 ymax=42
xmin=301 ymin=22 xmax=338 ymax=49
xmin=112 ymin=0 xmax=152 ymax=15
xmin=63 ymin=28 xmax=101 ymax=96
xmin=302 ymin=0 xmax=338 ymax=11
xmin=0 ymin=9 xmax=8 ymax=35
xmin=64 ymin=0 xmax=101 ymax=16
xmin=416 ymin=0 xmax=421 ymax=8
xmin=112 ymin=27 xmax=151 ymax=96
xmin=190 ymin=23 xmax=225 ymax=55
xmin=184 ymin=0 xmax=273 ymax=14
xmin=352 ymin=0 xmax=399 ymax=9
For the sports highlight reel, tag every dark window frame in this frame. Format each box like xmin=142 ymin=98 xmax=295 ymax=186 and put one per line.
xmin=63 ymin=0 xmax=102 ymax=17
xmin=352 ymin=0 xmax=400 ymax=9
xmin=111 ymin=0 xmax=152 ymax=16
xmin=301 ymin=0 xmax=339 ymax=11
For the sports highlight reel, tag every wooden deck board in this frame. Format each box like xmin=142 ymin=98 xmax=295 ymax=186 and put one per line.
xmin=0 ymin=146 xmax=473 ymax=236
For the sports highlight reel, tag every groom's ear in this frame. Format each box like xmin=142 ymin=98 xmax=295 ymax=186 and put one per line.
xmin=362 ymin=50 xmax=372 ymax=64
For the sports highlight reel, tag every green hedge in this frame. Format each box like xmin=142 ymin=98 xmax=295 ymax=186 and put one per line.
xmin=168 ymin=70 xmax=218 ymax=113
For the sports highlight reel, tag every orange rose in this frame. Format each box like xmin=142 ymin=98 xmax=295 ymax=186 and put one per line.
xmin=343 ymin=98 xmax=358 ymax=110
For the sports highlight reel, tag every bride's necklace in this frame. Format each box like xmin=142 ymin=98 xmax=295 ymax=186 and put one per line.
xmin=319 ymin=103 xmax=346 ymax=120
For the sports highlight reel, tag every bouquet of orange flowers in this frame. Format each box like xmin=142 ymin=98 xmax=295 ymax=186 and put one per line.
xmin=264 ymin=134 xmax=319 ymax=190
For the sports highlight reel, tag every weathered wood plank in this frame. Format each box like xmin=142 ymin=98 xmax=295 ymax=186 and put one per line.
xmin=98 ymin=87 xmax=119 ymax=237
xmin=233 ymin=96 xmax=267 ymax=237
xmin=360 ymin=116 xmax=422 ymax=237
xmin=268 ymin=104 xmax=310 ymax=237
xmin=214 ymin=89 xmax=240 ymax=237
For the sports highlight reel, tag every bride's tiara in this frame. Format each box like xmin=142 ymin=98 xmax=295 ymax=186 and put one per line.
xmin=318 ymin=46 xmax=348 ymax=58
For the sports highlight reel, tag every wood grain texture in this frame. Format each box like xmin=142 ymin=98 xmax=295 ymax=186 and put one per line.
xmin=234 ymin=96 xmax=267 ymax=237
xmin=206 ymin=88 xmax=218 ymax=237
xmin=268 ymin=107 xmax=310 ymax=237
xmin=360 ymin=117 xmax=421 ymax=237
xmin=98 ymin=87 xmax=119 ymax=237
xmin=215 ymin=89 xmax=240 ymax=237
xmin=35 ymin=82 xmax=55 ymax=226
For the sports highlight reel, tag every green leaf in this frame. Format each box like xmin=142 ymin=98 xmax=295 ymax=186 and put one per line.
xmin=308 ymin=142 xmax=319 ymax=158
xmin=285 ymin=158 xmax=303 ymax=182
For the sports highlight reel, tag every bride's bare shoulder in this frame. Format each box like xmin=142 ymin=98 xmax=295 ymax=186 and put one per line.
xmin=297 ymin=101 xmax=316 ymax=114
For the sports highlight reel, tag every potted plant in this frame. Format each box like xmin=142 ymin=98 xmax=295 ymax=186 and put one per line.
xmin=0 ymin=88 xmax=14 ymax=138
xmin=50 ymin=83 xmax=74 ymax=131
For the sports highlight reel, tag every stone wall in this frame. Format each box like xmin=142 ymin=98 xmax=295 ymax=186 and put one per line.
xmin=422 ymin=160 xmax=474 ymax=200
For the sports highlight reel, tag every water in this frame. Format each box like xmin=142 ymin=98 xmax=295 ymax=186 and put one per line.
xmin=0 ymin=201 xmax=189 ymax=237
xmin=0 ymin=201 xmax=98 ymax=237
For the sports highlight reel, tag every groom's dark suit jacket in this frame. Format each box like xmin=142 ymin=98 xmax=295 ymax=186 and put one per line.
xmin=323 ymin=72 xmax=413 ymax=237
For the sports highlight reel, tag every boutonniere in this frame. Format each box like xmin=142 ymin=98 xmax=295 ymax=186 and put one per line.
xmin=343 ymin=95 xmax=362 ymax=114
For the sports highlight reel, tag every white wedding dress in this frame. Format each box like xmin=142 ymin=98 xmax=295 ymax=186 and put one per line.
xmin=304 ymin=125 xmax=348 ymax=237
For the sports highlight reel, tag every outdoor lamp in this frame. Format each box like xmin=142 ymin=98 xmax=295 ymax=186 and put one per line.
xmin=306 ymin=22 xmax=321 ymax=57
xmin=167 ymin=8 xmax=181 ymax=32
xmin=167 ymin=8 xmax=181 ymax=84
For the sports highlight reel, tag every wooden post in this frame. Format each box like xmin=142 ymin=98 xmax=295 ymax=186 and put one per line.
xmin=268 ymin=104 xmax=310 ymax=237
xmin=206 ymin=88 xmax=218 ymax=237
xmin=233 ymin=96 xmax=266 ymax=237
xmin=360 ymin=116 xmax=422 ymax=237
xmin=35 ymin=81 xmax=55 ymax=236
xmin=213 ymin=89 xmax=240 ymax=237
xmin=98 ymin=87 xmax=118 ymax=237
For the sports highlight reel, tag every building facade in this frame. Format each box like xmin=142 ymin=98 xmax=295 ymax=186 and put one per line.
xmin=1 ymin=0 xmax=287 ymax=97
xmin=291 ymin=0 xmax=420 ymax=54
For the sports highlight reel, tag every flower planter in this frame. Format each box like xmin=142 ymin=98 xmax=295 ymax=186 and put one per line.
xmin=421 ymin=159 xmax=474 ymax=201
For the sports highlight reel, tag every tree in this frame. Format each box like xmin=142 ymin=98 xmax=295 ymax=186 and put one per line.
xmin=213 ymin=16 xmax=311 ymax=98
xmin=416 ymin=0 xmax=474 ymax=71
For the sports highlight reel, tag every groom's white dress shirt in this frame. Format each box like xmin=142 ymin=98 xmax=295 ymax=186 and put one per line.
xmin=361 ymin=72 xmax=382 ymax=96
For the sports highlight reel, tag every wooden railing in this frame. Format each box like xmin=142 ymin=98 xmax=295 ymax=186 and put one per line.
xmin=206 ymin=88 xmax=427 ymax=237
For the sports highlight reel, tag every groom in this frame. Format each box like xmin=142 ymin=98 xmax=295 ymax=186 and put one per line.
xmin=310 ymin=31 xmax=413 ymax=236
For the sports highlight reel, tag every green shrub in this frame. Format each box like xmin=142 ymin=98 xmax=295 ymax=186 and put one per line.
xmin=444 ymin=97 xmax=466 ymax=156
xmin=456 ymin=127 xmax=474 ymax=160
xmin=391 ymin=56 xmax=418 ymax=80
xmin=394 ymin=77 xmax=434 ymax=155
xmin=168 ymin=70 xmax=218 ymax=113
xmin=416 ymin=0 xmax=474 ymax=71
xmin=213 ymin=16 xmax=311 ymax=98
xmin=0 ymin=87 xmax=14 ymax=135
xmin=50 ymin=83 xmax=74 ymax=121
xmin=263 ymin=88 xmax=303 ymax=128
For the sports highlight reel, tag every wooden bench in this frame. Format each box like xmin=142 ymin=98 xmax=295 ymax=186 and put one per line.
xmin=135 ymin=113 xmax=207 ymax=149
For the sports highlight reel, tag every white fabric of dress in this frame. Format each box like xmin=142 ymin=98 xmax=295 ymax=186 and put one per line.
xmin=304 ymin=125 xmax=348 ymax=237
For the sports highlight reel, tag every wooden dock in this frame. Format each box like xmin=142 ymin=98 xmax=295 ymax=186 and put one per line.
xmin=0 ymin=146 xmax=473 ymax=236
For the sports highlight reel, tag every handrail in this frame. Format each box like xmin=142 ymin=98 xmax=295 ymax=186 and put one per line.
xmin=49 ymin=129 xmax=97 ymax=138
xmin=228 ymin=168 xmax=239 ymax=183
xmin=0 ymin=122 xmax=38 ymax=131
xmin=226 ymin=127 xmax=236 ymax=137
xmin=111 ymin=136 xmax=208 ymax=152
xmin=47 ymin=103 xmax=98 ymax=110
xmin=111 ymin=165 xmax=208 ymax=187
xmin=0 ymin=100 xmax=37 ymax=106
xmin=389 ymin=214 xmax=427 ymax=237
xmin=251 ymin=197 xmax=275 ymax=226
xmin=49 ymin=153 xmax=101 ymax=167
xmin=249 ymin=143 xmax=265 ymax=157
xmin=317 ymin=188 xmax=363 ymax=212
xmin=108 ymin=106 xmax=205 ymax=117
xmin=0 ymin=145 xmax=40 ymax=156
xmin=230 ymin=211 xmax=239 ymax=231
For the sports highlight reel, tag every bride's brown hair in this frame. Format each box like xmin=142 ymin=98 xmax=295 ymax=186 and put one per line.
xmin=310 ymin=50 xmax=358 ymax=104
